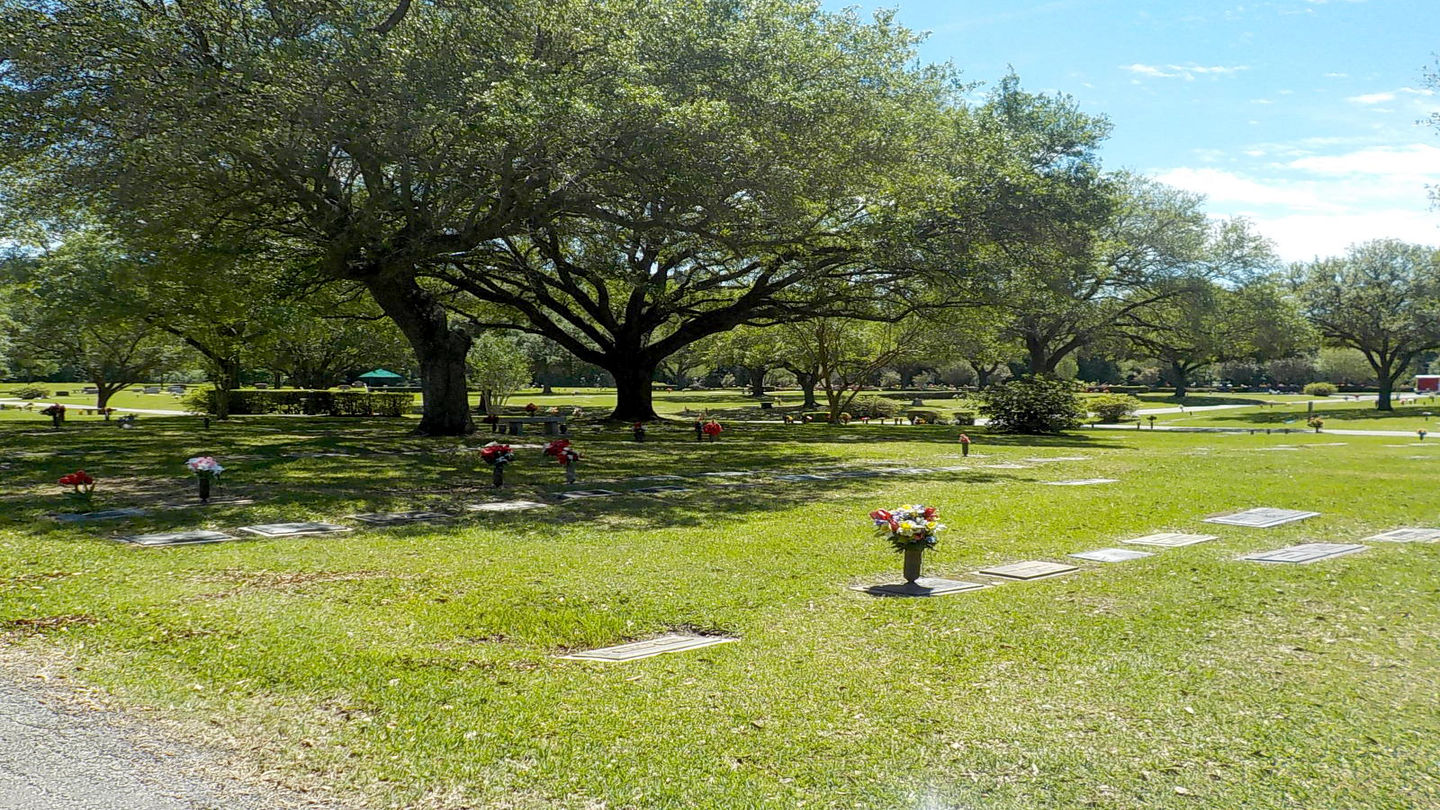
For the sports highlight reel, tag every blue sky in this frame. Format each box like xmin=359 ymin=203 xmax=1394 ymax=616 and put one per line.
xmin=822 ymin=0 xmax=1440 ymax=261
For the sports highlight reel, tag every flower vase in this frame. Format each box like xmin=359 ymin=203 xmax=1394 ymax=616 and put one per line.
xmin=492 ymin=465 xmax=505 ymax=488
xmin=902 ymin=546 xmax=924 ymax=584
xmin=197 ymin=475 xmax=211 ymax=504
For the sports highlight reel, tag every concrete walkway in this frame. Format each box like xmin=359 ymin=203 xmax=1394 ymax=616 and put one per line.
xmin=0 ymin=675 xmax=319 ymax=809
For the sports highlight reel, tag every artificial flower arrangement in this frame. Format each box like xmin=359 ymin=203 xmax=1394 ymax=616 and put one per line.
xmin=1306 ymin=416 xmax=1324 ymax=432
xmin=58 ymin=470 xmax=95 ymax=503
xmin=524 ymin=403 xmax=539 ymax=415
xmin=542 ymin=439 xmax=582 ymax=484
xmin=40 ymin=403 xmax=66 ymax=426
xmin=632 ymin=421 xmax=646 ymax=442
xmin=701 ymin=420 xmax=723 ymax=441
xmin=481 ymin=442 xmax=516 ymax=487
xmin=869 ymin=504 xmax=944 ymax=552
xmin=185 ymin=456 xmax=224 ymax=503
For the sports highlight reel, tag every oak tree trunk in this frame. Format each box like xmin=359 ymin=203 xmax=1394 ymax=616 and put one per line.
xmin=368 ymin=273 xmax=474 ymax=435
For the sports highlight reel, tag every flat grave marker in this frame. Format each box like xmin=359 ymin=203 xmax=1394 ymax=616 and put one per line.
xmin=1043 ymin=478 xmax=1119 ymax=486
xmin=775 ymin=473 xmax=832 ymax=482
xmin=555 ymin=489 xmax=621 ymax=500
xmin=887 ymin=467 xmax=937 ymax=475
xmin=1204 ymin=507 xmax=1320 ymax=528
xmin=854 ymin=578 xmax=989 ymax=598
xmin=561 ymin=633 xmax=736 ymax=662
xmin=632 ymin=474 xmax=688 ymax=482
xmin=54 ymin=508 xmax=148 ymax=523
xmin=465 ymin=500 xmax=548 ymax=513
xmin=238 ymin=522 xmax=353 ymax=538
xmin=1024 ymin=456 xmax=1090 ymax=463
xmin=827 ymin=470 xmax=882 ymax=479
xmin=1361 ymin=528 xmax=1440 ymax=543
xmin=1069 ymin=548 xmax=1154 ymax=563
xmin=118 ymin=530 xmax=235 ymax=547
xmin=349 ymin=511 xmax=452 ymax=526
xmin=1240 ymin=543 xmax=1368 ymax=564
xmin=632 ymin=486 xmax=691 ymax=495
xmin=1123 ymin=532 xmax=1218 ymax=548
xmin=696 ymin=471 xmax=751 ymax=478
xmin=981 ymin=463 xmax=1030 ymax=470
xmin=977 ymin=560 xmax=1078 ymax=580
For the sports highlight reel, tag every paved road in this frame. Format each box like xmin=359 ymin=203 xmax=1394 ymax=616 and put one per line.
xmin=0 ymin=399 xmax=189 ymax=416
xmin=0 ymin=676 xmax=305 ymax=810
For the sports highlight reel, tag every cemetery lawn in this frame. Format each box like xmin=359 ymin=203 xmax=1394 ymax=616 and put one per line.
xmin=1 ymin=415 xmax=1438 ymax=809
xmin=1143 ymin=397 xmax=1440 ymax=432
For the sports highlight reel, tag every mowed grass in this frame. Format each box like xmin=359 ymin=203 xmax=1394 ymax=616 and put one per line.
xmin=1140 ymin=396 xmax=1440 ymax=433
xmin=1 ymin=412 xmax=1438 ymax=809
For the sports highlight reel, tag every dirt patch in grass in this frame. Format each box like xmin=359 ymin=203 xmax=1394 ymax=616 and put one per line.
xmin=1 ymin=614 xmax=100 ymax=635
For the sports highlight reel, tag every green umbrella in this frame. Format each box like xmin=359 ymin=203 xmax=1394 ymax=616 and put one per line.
xmin=356 ymin=369 xmax=405 ymax=385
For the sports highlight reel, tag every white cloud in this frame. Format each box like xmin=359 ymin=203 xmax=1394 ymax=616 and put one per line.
xmin=1121 ymin=63 xmax=1249 ymax=81
xmin=1346 ymin=86 xmax=1434 ymax=105
xmin=1151 ymin=145 xmax=1440 ymax=260
xmin=1287 ymin=144 xmax=1440 ymax=177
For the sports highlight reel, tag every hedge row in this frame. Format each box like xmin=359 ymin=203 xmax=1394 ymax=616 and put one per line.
xmin=205 ymin=389 xmax=415 ymax=417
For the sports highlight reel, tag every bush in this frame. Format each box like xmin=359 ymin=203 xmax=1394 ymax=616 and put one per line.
xmin=1303 ymin=382 xmax=1338 ymax=397
xmin=979 ymin=377 xmax=1086 ymax=434
xmin=853 ymin=394 xmax=899 ymax=418
xmin=905 ymin=409 xmax=941 ymax=424
xmin=1087 ymin=394 xmax=1143 ymax=423
xmin=12 ymin=386 xmax=50 ymax=399
xmin=952 ymin=411 xmax=976 ymax=426
xmin=203 ymin=389 xmax=415 ymax=417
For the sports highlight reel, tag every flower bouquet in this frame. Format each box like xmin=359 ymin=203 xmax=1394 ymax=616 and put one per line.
xmin=524 ymin=403 xmax=538 ymax=415
xmin=40 ymin=403 xmax=66 ymax=427
xmin=185 ymin=456 xmax=224 ymax=503
xmin=869 ymin=504 xmax=945 ymax=584
xmin=58 ymin=470 xmax=95 ymax=505
xmin=481 ymin=442 xmax=515 ymax=487
xmin=542 ymin=439 xmax=581 ymax=484
xmin=701 ymin=420 xmax=723 ymax=442
xmin=632 ymin=421 xmax=646 ymax=442
xmin=1306 ymin=417 xmax=1324 ymax=433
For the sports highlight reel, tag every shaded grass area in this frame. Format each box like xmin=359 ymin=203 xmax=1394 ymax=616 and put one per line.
xmin=1 ymin=416 xmax=1438 ymax=808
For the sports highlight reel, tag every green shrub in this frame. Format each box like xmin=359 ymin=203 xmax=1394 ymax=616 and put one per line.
xmin=12 ymin=386 xmax=50 ymax=399
xmin=853 ymin=394 xmax=898 ymax=418
xmin=1303 ymin=382 xmax=1338 ymax=397
xmin=202 ymin=389 xmax=414 ymax=417
xmin=905 ymin=409 xmax=941 ymax=424
xmin=951 ymin=411 xmax=976 ymax=426
xmin=979 ymin=377 xmax=1085 ymax=434
xmin=1087 ymin=393 xmax=1143 ymax=423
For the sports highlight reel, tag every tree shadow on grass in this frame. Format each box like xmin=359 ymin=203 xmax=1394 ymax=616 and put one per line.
xmin=0 ymin=416 xmax=1092 ymax=537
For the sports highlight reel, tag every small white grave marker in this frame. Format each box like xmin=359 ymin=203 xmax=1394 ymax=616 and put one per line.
xmin=1204 ymin=508 xmax=1320 ymax=528
xmin=349 ymin=511 xmax=451 ymax=526
xmin=981 ymin=463 xmax=1030 ymax=470
xmin=1240 ymin=543 xmax=1368 ymax=564
xmin=1069 ymin=548 xmax=1153 ymax=563
xmin=854 ymin=578 xmax=989 ymax=597
xmin=238 ymin=522 xmax=352 ymax=538
xmin=561 ymin=633 xmax=736 ymax=662
xmin=465 ymin=500 xmax=548 ymax=512
xmin=118 ymin=530 xmax=234 ymax=547
xmin=977 ymin=561 xmax=1077 ymax=580
xmin=1043 ymin=478 xmax=1118 ymax=486
xmin=1361 ymin=528 xmax=1440 ymax=543
xmin=54 ymin=508 xmax=148 ymax=523
xmin=1123 ymin=532 xmax=1218 ymax=548
xmin=556 ymin=490 xmax=621 ymax=500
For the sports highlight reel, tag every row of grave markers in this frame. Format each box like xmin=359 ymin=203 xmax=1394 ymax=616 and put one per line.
xmin=573 ymin=507 xmax=1440 ymax=661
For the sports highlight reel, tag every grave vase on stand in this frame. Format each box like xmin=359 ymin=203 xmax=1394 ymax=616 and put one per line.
xmin=492 ymin=464 xmax=505 ymax=488
xmin=565 ymin=461 xmax=577 ymax=484
xmin=902 ymin=546 xmax=924 ymax=584
xmin=197 ymin=475 xmax=211 ymax=504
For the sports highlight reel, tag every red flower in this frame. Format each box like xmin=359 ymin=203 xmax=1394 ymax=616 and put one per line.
xmin=702 ymin=421 xmax=723 ymax=435
xmin=922 ymin=506 xmax=937 ymax=521
xmin=869 ymin=509 xmax=892 ymax=522
xmin=524 ymin=403 xmax=538 ymax=414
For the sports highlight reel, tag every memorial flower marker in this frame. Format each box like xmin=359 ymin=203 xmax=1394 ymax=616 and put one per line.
xmin=871 ymin=504 xmax=943 ymax=584
xmin=542 ymin=439 xmax=581 ymax=484
xmin=184 ymin=456 xmax=224 ymax=503
xmin=480 ymin=442 xmax=515 ymax=488
xmin=57 ymin=470 xmax=95 ymax=505
xmin=702 ymin=420 xmax=723 ymax=442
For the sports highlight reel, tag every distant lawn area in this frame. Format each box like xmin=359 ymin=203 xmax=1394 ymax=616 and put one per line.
xmin=1 ymin=413 xmax=1437 ymax=808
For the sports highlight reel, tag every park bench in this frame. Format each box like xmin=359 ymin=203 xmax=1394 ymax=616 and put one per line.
xmin=495 ymin=416 xmax=569 ymax=436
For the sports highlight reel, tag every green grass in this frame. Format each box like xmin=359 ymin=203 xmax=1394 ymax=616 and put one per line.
xmin=1140 ymin=396 xmax=1440 ymax=432
xmin=1 ymin=412 xmax=1438 ymax=808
